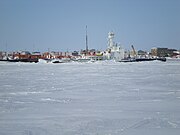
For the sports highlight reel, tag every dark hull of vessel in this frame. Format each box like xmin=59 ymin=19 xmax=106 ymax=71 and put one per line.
xmin=0 ymin=58 xmax=39 ymax=63
xmin=119 ymin=57 xmax=166 ymax=62
xmin=52 ymin=61 xmax=64 ymax=63
xmin=18 ymin=58 xmax=39 ymax=63
xmin=0 ymin=59 xmax=19 ymax=62
xmin=156 ymin=57 xmax=166 ymax=62
xmin=135 ymin=58 xmax=156 ymax=62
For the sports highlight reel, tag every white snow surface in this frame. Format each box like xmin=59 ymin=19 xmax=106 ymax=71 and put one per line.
xmin=0 ymin=61 xmax=180 ymax=135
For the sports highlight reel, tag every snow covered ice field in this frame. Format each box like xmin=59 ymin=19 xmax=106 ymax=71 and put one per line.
xmin=0 ymin=61 xmax=180 ymax=135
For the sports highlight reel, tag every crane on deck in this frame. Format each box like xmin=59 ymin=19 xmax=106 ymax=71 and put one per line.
xmin=131 ymin=45 xmax=137 ymax=58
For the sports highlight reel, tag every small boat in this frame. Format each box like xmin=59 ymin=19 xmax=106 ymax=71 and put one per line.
xmin=51 ymin=59 xmax=64 ymax=63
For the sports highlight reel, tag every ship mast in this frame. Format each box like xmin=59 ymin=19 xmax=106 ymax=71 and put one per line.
xmin=85 ymin=25 xmax=88 ymax=54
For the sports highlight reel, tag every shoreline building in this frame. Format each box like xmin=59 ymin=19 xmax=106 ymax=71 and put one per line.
xmin=151 ymin=47 xmax=177 ymax=57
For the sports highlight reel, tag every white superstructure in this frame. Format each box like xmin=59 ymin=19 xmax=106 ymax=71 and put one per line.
xmin=105 ymin=32 xmax=124 ymax=61
xmin=108 ymin=32 xmax=115 ymax=48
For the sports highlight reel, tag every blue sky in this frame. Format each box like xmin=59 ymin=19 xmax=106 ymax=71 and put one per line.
xmin=0 ymin=0 xmax=180 ymax=52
